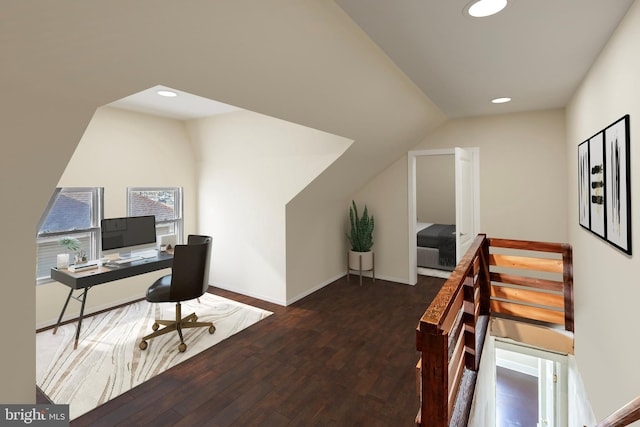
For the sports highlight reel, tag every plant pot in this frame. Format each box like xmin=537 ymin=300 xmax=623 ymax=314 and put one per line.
xmin=348 ymin=250 xmax=374 ymax=271
xmin=56 ymin=253 xmax=70 ymax=269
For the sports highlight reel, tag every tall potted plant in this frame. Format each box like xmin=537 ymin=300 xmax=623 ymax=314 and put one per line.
xmin=347 ymin=200 xmax=375 ymax=272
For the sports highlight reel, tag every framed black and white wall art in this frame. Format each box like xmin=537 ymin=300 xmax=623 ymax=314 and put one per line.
xmin=577 ymin=114 xmax=631 ymax=255
xmin=578 ymin=140 xmax=590 ymax=229
xmin=589 ymin=132 xmax=605 ymax=238
xmin=604 ymin=115 xmax=631 ymax=254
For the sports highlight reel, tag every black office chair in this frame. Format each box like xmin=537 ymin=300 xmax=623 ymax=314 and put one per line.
xmin=139 ymin=235 xmax=216 ymax=352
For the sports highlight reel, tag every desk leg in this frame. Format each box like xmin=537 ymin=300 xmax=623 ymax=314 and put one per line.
xmin=53 ymin=287 xmax=74 ymax=335
xmin=74 ymin=288 xmax=89 ymax=350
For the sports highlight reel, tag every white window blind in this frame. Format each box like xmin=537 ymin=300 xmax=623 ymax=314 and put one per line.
xmin=127 ymin=187 xmax=183 ymax=244
xmin=36 ymin=188 xmax=103 ymax=284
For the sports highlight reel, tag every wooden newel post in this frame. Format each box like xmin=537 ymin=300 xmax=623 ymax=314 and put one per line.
xmin=419 ymin=324 xmax=450 ymax=426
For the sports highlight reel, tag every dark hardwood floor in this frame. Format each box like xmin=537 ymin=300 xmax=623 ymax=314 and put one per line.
xmin=43 ymin=274 xmax=444 ymax=426
xmin=496 ymin=366 xmax=538 ymax=427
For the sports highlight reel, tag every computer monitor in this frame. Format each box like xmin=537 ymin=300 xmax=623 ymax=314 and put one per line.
xmin=101 ymin=215 xmax=157 ymax=257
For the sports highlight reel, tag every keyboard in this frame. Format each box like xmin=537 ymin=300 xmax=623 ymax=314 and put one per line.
xmin=114 ymin=256 xmax=143 ymax=264
xmin=137 ymin=250 xmax=158 ymax=259
xmin=68 ymin=263 xmax=99 ymax=272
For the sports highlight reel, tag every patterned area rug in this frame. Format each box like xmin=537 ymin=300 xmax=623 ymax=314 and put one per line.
xmin=36 ymin=293 xmax=272 ymax=420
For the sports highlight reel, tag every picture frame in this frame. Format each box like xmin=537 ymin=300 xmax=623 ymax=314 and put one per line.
xmin=578 ymin=140 xmax=590 ymax=229
xmin=589 ymin=132 xmax=605 ymax=238
xmin=577 ymin=114 xmax=631 ymax=255
xmin=604 ymin=115 xmax=631 ymax=254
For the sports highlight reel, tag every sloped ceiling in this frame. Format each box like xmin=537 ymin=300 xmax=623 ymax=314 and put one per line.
xmin=108 ymin=1 xmax=634 ymax=121
xmin=336 ymin=0 xmax=635 ymax=118
xmin=2 ymin=0 xmax=445 ymax=225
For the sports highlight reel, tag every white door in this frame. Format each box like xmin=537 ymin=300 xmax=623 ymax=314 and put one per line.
xmin=408 ymin=148 xmax=480 ymax=283
xmin=454 ymin=147 xmax=479 ymax=261
xmin=494 ymin=340 xmax=568 ymax=427
xmin=538 ymin=359 xmax=556 ymax=427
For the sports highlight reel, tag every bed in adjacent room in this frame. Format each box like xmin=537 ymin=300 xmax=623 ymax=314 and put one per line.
xmin=416 ymin=222 xmax=456 ymax=272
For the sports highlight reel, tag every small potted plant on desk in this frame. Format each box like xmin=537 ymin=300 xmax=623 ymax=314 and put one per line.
xmin=346 ymin=200 xmax=375 ymax=286
xmin=58 ymin=237 xmax=86 ymax=266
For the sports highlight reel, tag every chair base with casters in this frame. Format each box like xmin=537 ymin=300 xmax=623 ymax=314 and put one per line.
xmin=139 ymin=235 xmax=215 ymax=353
xmin=139 ymin=301 xmax=216 ymax=352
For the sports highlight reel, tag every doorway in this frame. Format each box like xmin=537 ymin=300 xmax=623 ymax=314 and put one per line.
xmin=495 ymin=340 xmax=568 ymax=427
xmin=407 ymin=148 xmax=480 ymax=284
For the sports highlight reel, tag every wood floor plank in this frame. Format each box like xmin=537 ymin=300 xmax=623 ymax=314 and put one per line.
xmin=56 ymin=274 xmax=445 ymax=426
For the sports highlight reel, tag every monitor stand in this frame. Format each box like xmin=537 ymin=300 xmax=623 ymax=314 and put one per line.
xmin=117 ymin=250 xmax=134 ymax=259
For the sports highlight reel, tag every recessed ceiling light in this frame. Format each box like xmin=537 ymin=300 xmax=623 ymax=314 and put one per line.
xmin=466 ymin=0 xmax=508 ymax=18
xmin=491 ymin=97 xmax=511 ymax=104
xmin=157 ymin=90 xmax=178 ymax=98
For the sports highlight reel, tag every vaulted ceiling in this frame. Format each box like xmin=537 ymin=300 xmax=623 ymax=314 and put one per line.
xmin=111 ymin=1 xmax=635 ymax=121
xmin=336 ymin=0 xmax=635 ymax=118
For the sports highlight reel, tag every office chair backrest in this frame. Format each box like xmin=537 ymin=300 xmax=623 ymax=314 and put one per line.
xmin=169 ymin=235 xmax=212 ymax=301
xmin=187 ymin=234 xmax=212 ymax=293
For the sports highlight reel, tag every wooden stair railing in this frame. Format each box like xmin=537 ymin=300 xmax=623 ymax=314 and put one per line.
xmin=415 ymin=234 xmax=490 ymax=426
xmin=595 ymin=396 xmax=640 ymax=427
xmin=415 ymin=234 xmax=574 ymax=426
xmin=487 ymin=237 xmax=573 ymax=332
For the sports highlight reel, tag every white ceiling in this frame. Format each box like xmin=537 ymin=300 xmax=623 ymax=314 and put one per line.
xmin=108 ymin=85 xmax=242 ymax=120
xmin=336 ymin=0 xmax=635 ymax=118
xmin=109 ymin=1 xmax=635 ymax=120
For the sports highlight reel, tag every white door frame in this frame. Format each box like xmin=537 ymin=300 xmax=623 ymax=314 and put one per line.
xmin=407 ymin=148 xmax=480 ymax=285
xmin=495 ymin=339 xmax=568 ymax=427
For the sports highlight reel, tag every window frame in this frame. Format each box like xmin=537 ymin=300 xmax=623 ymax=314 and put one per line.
xmin=127 ymin=187 xmax=184 ymax=245
xmin=36 ymin=187 xmax=104 ymax=285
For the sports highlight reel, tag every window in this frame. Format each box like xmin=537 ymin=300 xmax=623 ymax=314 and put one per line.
xmin=36 ymin=188 xmax=103 ymax=284
xmin=127 ymin=187 xmax=183 ymax=244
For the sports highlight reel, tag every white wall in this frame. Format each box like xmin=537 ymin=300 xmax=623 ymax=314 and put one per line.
xmin=42 ymin=105 xmax=351 ymax=319
xmin=352 ymin=156 xmax=414 ymax=283
xmin=566 ymin=0 xmax=640 ymax=422
xmin=468 ymin=333 xmax=496 ymax=427
xmin=355 ymin=109 xmax=567 ymax=284
xmin=416 ymin=155 xmax=455 ymax=224
xmin=186 ymin=110 xmax=351 ymax=305
xmin=2 ymin=1 xmax=445 ymax=403
xmin=415 ymin=109 xmax=568 ymax=242
xmin=568 ymin=355 xmax=597 ymax=427
xmin=36 ymin=107 xmax=198 ymax=327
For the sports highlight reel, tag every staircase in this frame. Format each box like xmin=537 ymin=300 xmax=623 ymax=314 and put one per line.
xmin=414 ymin=234 xmax=574 ymax=426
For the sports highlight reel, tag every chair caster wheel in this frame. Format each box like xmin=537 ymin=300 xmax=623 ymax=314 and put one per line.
xmin=152 ymin=323 xmax=159 ymax=331
xmin=208 ymin=325 xmax=216 ymax=334
xmin=178 ymin=343 xmax=187 ymax=352
xmin=139 ymin=341 xmax=148 ymax=350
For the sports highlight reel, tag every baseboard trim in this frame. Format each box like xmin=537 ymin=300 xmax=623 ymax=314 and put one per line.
xmin=344 ymin=268 xmax=412 ymax=286
xmin=213 ymin=271 xmax=415 ymax=308
xmin=285 ymin=272 xmax=346 ymax=306
xmin=211 ymin=282 xmax=286 ymax=306
xmin=38 ymin=272 xmax=416 ymax=330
